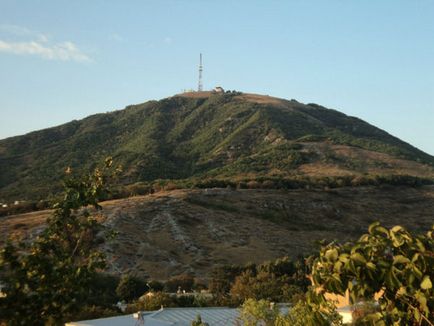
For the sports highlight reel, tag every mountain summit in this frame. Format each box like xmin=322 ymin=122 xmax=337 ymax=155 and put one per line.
xmin=1 ymin=91 xmax=433 ymax=200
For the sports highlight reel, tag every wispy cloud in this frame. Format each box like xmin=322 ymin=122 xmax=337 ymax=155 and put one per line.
xmin=0 ymin=40 xmax=91 ymax=62
xmin=163 ymin=37 xmax=173 ymax=45
xmin=0 ymin=24 xmax=49 ymax=42
xmin=0 ymin=24 xmax=91 ymax=62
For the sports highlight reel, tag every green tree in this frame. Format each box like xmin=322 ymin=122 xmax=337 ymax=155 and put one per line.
xmin=0 ymin=158 xmax=120 ymax=325
xmin=115 ymin=275 xmax=148 ymax=302
xmin=282 ymin=289 xmax=342 ymax=326
xmin=238 ymin=293 xmax=342 ymax=326
xmin=238 ymin=298 xmax=280 ymax=326
xmin=147 ymin=280 xmax=164 ymax=292
xmin=312 ymin=222 xmax=434 ymax=325
xmin=137 ymin=292 xmax=174 ymax=311
xmin=164 ymin=274 xmax=195 ymax=293
xmin=229 ymin=257 xmax=308 ymax=305
xmin=191 ymin=314 xmax=209 ymax=326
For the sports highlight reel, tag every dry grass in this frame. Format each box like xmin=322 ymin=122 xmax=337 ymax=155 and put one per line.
xmin=2 ymin=186 xmax=434 ymax=280
xmin=235 ymin=93 xmax=287 ymax=106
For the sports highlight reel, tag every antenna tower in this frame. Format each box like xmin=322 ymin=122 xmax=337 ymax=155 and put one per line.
xmin=198 ymin=53 xmax=203 ymax=92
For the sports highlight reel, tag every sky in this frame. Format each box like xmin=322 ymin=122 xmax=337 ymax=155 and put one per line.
xmin=0 ymin=0 xmax=433 ymax=155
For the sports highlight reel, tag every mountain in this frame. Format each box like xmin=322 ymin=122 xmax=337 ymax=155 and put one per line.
xmin=1 ymin=91 xmax=433 ymax=201
xmin=2 ymin=186 xmax=434 ymax=279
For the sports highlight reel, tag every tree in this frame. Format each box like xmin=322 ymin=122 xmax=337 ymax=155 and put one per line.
xmin=147 ymin=280 xmax=164 ymax=292
xmin=164 ymin=274 xmax=195 ymax=293
xmin=0 ymin=158 xmax=120 ymax=325
xmin=137 ymin=292 xmax=174 ymax=311
xmin=209 ymin=264 xmax=244 ymax=302
xmin=238 ymin=298 xmax=280 ymax=326
xmin=230 ymin=270 xmax=290 ymax=304
xmin=191 ymin=314 xmax=209 ymax=326
xmin=229 ymin=257 xmax=309 ymax=305
xmin=116 ymin=275 xmax=148 ymax=302
xmin=312 ymin=222 xmax=434 ymax=325
xmin=238 ymin=292 xmax=342 ymax=326
xmin=282 ymin=289 xmax=342 ymax=326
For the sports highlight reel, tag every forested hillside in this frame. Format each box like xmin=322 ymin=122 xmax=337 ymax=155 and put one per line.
xmin=1 ymin=91 xmax=433 ymax=201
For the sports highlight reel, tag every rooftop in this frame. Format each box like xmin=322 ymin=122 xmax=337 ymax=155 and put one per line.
xmin=66 ymin=305 xmax=352 ymax=325
xmin=66 ymin=307 xmax=239 ymax=326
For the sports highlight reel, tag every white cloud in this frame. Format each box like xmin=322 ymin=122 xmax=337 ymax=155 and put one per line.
xmin=0 ymin=24 xmax=49 ymax=42
xmin=0 ymin=24 xmax=35 ymax=36
xmin=0 ymin=39 xmax=91 ymax=62
xmin=163 ymin=37 xmax=172 ymax=45
xmin=0 ymin=24 xmax=91 ymax=62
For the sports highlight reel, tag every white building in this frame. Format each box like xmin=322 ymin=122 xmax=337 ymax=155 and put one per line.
xmin=213 ymin=86 xmax=224 ymax=93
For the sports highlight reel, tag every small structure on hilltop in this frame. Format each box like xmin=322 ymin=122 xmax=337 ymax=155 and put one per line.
xmin=213 ymin=86 xmax=224 ymax=93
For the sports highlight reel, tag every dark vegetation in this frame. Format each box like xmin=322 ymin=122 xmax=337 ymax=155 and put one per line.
xmin=61 ymin=256 xmax=311 ymax=322
xmin=1 ymin=92 xmax=433 ymax=203
xmin=0 ymin=159 xmax=119 ymax=325
xmin=1 ymin=173 xmax=433 ymax=217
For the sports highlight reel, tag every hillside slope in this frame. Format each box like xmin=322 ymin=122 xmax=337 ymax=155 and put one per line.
xmin=1 ymin=91 xmax=433 ymax=201
xmin=2 ymin=186 xmax=434 ymax=279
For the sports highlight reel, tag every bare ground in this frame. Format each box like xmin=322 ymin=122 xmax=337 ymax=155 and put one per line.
xmin=1 ymin=186 xmax=433 ymax=280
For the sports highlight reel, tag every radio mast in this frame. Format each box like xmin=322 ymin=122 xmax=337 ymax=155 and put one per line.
xmin=198 ymin=53 xmax=203 ymax=92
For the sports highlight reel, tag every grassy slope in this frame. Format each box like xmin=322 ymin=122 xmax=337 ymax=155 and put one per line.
xmin=0 ymin=92 xmax=433 ymax=201
xmin=2 ymin=186 xmax=434 ymax=279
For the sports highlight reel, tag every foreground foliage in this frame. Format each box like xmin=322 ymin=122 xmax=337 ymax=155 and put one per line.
xmin=210 ymin=256 xmax=309 ymax=306
xmin=238 ymin=293 xmax=342 ymax=326
xmin=313 ymin=222 xmax=434 ymax=325
xmin=0 ymin=159 xmax=119 ymax=325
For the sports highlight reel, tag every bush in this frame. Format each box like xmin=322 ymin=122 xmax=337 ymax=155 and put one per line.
xmin=239 ymin=298 xmax=280 ymax=326
xmin=164 ymin=274 xmax=195 ymax=293
xmin=283 ymin=290 xmax=343 ymax=326
xmin=88 ymin=273 xmax=120 ymax=306
xmin=116 ymin=275 xmax=149 ymax=302
xmin=137 ymin=292 xmax=174 ymax=311
xmin=68 ymin=305 xmax=121 ymax=322
xmin=147 ymin=280 xmax=164 ymax=292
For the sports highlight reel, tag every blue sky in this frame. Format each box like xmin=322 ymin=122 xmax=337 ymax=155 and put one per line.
xmin=0 ymin=0 xmax=433 ymax=155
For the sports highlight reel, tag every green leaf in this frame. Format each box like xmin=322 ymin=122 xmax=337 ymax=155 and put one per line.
xmin=415 ymin=291 xmax=428 ymax=314
xmin=413 ymin=308 xmax=421 ymax=322
xmin=325 ymin=248 xmax=338 ymax=262
xmin=391 ymin=226 xmax=404 ymax=233
xmin=415 ymin=239 xmax=426 ymax=253
xmin=393 ymin=255 xmax=410 ymax=265
xmin=420 ymin=275 xmax=432 ymax=290
xmin=366 ymin=262 xmax=376 ymax=271
xmin=368 ymin=222 xmax=381 ymax=233
xmin=412 ymin=266 xmax=423 ymax=279
xmin=351 ymin=252 xmax=366 ymax=264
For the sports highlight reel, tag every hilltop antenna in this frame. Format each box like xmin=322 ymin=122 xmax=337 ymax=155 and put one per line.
xmin=198 ymin=53 xmax=203 ymax=92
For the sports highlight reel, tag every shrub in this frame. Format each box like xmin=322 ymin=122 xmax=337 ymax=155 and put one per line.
xmin=312 ymin=222 xmax=434 ymax=325
xmin=137 ymin=292 xmax=174 ymax=311
xmin=147 ymin=280 xmax=164 ymax=292
xmin=164 ymin=274 xmax=195 ymax=293
xmin=238 ymin=298 xmax=280 ymax=326
xmin=116 ymin=275 xmax=149 ymax=302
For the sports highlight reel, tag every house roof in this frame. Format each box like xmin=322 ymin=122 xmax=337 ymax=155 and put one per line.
xmin=66 ymin=305 xmax=352 ymax=325
xmin=66 ymin=307 xmax=240 ymax=326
